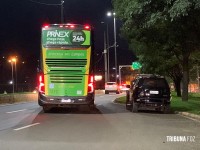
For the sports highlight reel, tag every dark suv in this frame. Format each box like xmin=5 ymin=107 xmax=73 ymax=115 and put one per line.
xmin=126 ymin=74 xmax=171 ymax=113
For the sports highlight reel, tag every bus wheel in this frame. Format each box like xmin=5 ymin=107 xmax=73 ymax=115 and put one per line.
xmin=43 ymin=106 xmax=51 ymax=113
xmin=89 ymin=104 xmax=96 ymax=110
xmin=38 ymin=99 xmax=43 ymax=106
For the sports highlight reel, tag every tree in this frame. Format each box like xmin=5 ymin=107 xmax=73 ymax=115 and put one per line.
xmin=113 ymin=0 xmax=200 ymax=101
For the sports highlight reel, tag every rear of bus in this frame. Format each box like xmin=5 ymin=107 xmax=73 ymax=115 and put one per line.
xmin=38 ymin=24 xmax=94 ymax=112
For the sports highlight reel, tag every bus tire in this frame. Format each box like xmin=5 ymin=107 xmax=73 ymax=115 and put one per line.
xmin=43 ymin=106 xmax=51 ymax=113
xmin=89 ymin=104 xmax=95 ymax=110
xmin=38 ymin=99 xmax=43 ymax=106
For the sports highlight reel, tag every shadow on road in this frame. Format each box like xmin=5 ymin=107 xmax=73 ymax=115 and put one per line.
xmin=38 ymin=106 xmax=103 ymax=114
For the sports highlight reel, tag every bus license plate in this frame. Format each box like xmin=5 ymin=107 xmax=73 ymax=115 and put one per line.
xmin=150 ymin=91 xmax=159 ymax=94
xmin=61 ymin=99 xmax=71 ymax=103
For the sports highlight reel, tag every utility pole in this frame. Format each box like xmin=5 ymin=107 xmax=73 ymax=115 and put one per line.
xmin=61 ymin=0 xmax=64 ymax=23
xmin=14 ymin=60 xmax=17 ymax=92
xmin=104 ymin=32 xmax=108 ymax=83
xmin=106 ymin=24 xmax=110 ymax=82
xmin=113 ymin=13 xmax=117 ymax=83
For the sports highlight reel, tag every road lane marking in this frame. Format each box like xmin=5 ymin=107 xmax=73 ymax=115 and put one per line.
xmin=177 ymin=114 xmax=200 ymax=123
xmin=6 ymin=109 xmax=27 ymax=114
xmin=14 ymin=123 xmax=40 ymax=131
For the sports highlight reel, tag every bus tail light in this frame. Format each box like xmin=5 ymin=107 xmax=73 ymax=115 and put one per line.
xmin=43 ymin=24 xmax=49 ymax=29
xmin=70 ymin=25 xmax=75 ymax=28
xmin=38 ymin=73 xmax=45 ymax=93
xmin=84 ymin=25 xmax=90 ymax=30
xmin=88 ymin=75 xmax=94 ymax=93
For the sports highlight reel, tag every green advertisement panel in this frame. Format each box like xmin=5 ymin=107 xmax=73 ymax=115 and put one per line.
xmin=42 ymin=29 xmax=90 ymax=46
xmin=46 ymin=50 xmax=87 ymax=59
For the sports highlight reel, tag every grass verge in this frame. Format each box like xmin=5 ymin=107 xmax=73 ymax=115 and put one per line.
xmin=0 ymin=93 xmax=37 ymax=104
xmin=115 ymin=92 xmax=200 ymax=115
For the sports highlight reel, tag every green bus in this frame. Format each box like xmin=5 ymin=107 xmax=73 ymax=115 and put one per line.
xmin=38 ymin=24 xmax=95 ymax=112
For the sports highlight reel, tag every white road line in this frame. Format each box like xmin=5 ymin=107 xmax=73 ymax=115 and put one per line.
xmin=177 ymin=114 xmax=200 ymax=123
xmin=14 ymin=123 xmax=40 ymax=131
xmin=6 ymin=109 xmax=27 ymax=114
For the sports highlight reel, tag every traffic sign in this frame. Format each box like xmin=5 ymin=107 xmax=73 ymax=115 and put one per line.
xmin=132 ymin=62 xmax=142 ymax=70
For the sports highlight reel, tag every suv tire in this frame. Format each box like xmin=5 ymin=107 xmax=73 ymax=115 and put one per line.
xmin=132 ymin=101 xmax=139 ymax=113
xmin=125 ymin=92 xmax=131 ymax=110
xmin=163 ymin=104 xmax=171 ymax=114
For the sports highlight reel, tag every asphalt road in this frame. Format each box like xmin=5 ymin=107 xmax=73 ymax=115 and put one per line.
xmin=0 ymin=93 xmax=199 ymax=150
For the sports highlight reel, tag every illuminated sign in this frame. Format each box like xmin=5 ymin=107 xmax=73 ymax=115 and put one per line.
xmin=42 ymin=29 xmax=90 ymax=46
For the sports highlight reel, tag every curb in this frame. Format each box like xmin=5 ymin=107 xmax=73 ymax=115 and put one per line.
xmin=114 ymin=99 xmax=200 ymax=122
xmin=175 ymin=111 xmax=200 ymax=121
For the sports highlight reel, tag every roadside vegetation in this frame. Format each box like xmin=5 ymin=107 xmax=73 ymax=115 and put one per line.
xmin=113 ymin=0 xmax=200 ymax=101
xmin=115 ymin=92 xmax=200 ymax=115
xmin=0 ymin=92 xmax=37 ymax=104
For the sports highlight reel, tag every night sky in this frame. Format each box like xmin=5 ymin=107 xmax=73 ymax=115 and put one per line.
xmin=0 ymin=0 xmax=135 ymax=92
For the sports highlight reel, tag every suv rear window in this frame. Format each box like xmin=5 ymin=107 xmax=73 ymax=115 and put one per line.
xmin=140 ymin=78 xmax=169 ymax=88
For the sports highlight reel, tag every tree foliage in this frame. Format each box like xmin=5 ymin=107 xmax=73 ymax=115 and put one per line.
xmin=113 ymin=0 xmax=200 ymax=100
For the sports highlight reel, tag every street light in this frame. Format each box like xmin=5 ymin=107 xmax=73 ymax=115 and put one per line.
xmin=8 ymin=57 xmax=17 ymax=93
xmin=107 ymin=11 xmax=118 ymax=83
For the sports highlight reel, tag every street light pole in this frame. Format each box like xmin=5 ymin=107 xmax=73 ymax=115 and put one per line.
xmin=11 ymin=62 xmax=14 ymax=93
xmin=113 ymin=13 xmax=117 ymax=83
xmin=9 ymin=57 xmax=17 ymax=93
xmin=61 ymin=0 xmax=64 ymax=23
xmin=107 ymin=11 xmax=118 ymax=83
xmin=106 ymin=23 xmax=110 ymax=82
xmin=14 ymin=60 xmax=17 ymax=92
xmin=101 ymin=21 xmax=110 ymax=82
xmin=9 ymin=60 xmax=14 ymax=93
xmin=104 ymin=32 xmax=108 ymax=83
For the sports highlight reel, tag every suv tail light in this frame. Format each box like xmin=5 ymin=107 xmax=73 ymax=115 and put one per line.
xmin=88 ymin=75 xmax=94 ymax=93
xmin=38 ymin=73 xmax=45 ymax=93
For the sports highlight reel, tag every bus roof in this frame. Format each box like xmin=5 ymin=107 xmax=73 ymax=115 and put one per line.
xmin=42 ymin=24 xmax=91 ymax=31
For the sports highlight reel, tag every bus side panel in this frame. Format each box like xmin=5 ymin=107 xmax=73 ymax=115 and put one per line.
xmin=84 ymin=47 xmax=91 ymax=95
